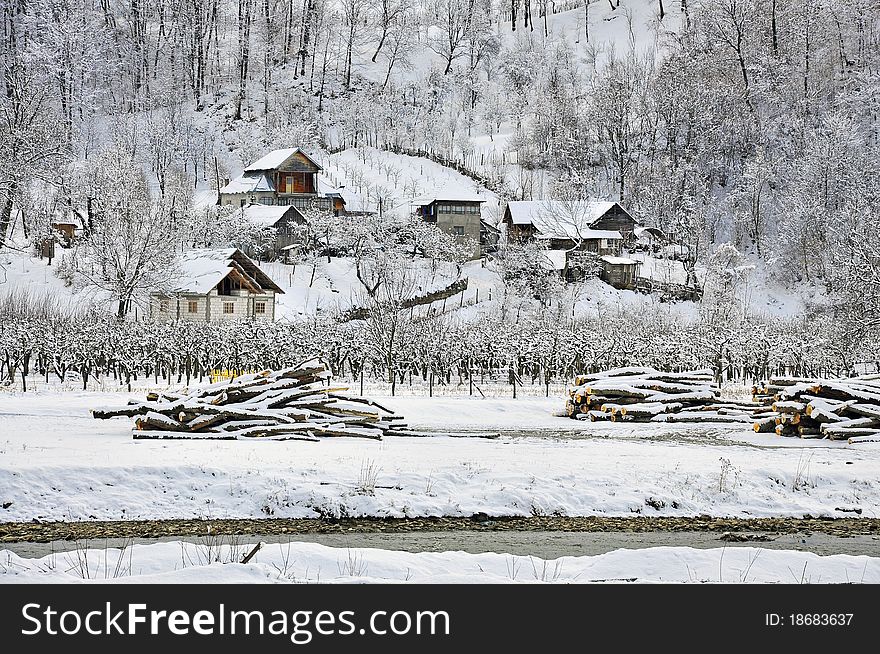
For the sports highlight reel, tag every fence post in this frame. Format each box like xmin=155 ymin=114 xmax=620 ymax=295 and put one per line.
xmin=429 ymin=371 xmax=433 ymax=398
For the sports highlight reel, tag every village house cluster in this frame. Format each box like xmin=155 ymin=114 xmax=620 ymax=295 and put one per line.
xmin=47 ymin=147 xmax=694 ymax=323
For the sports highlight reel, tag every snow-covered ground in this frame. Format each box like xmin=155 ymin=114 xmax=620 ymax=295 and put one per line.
xmin=2 ymin=540 xmax=877 ymax=584
xmin=1 ymin=392 xmax=877 ymax=523
xmin=321 ymin=147 xmax=501 ymax=220
xmin=255 ymin=256 xmax=464 ymax=320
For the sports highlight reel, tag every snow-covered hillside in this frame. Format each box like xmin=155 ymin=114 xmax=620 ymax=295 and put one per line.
xmin=322 ymin=147 xmax=501 ymax=220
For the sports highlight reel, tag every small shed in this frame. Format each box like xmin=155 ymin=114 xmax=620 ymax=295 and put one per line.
xmin=241 ymin=203 xmax=305 ymax=259
xmin=51 ymin=208 xmax=85 ymax=246
xmin=599 ymin=255 xmax=640 ymax=290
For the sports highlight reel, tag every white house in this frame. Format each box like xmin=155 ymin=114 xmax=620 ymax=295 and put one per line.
xmin=151 ymin=248 xmax=284 ymax=322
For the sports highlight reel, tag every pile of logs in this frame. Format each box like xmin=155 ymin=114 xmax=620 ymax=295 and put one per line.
xmin=752 ymin=376 xmax=880 ymax=444
xmin=566 ymin=367 xmax=771 ymax=424
xmin=93 ymin=358 xmax=407 ymax=441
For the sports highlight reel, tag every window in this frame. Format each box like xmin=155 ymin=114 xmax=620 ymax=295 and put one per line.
xmin=159 ymin=300 xmax=169 ymax=313
xmin=240 ymin=199 xmax=246 ymax=207
xmin=453 ymin=226 xmax=465 ymax=236
xmin=286 ymin=175 xmax=294 ymax=192
xmin=255 ymin=301 xmax=266 ymax=315
xmin=188 ymin=300 xmax=198 ymax=314
xmin=223 ymin=302 xmax=234 ymax=315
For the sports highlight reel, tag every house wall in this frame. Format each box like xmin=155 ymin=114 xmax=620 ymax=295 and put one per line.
xmin=208 ymin=289 xmax=276 ymax=322
xmin=150 ymin=290 xmax=276 ymax=322
xmin=592 ymin=206 xmax=637 ymax=237
xmin=279 ymin=152 xmax=321 ymax=173
xmin=430 ymin=201 xmax=482 ymax=259
xmin=276 ymin=172 xmax=315 ymax=194
xmin=220 ymin=191 xmax=276 ymax=207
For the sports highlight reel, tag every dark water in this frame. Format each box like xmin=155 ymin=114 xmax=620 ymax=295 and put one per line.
xmin=5 ymin=530 xmax=878 ymax=560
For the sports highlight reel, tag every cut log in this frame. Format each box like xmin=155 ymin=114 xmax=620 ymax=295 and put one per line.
xmin=847 ymin=433 xmax=880 ymax=444
xmin=753 ymin=417 xmax=777 ymax=433
xmin=771 ymin=401 xmax=806 ymax=414
xmin=820 ymin=417 xmax=880 ymax=435
xmin=823 ymin=426 xmax=880 ymax=439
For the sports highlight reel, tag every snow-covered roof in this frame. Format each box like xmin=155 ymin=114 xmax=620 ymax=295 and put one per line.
xmin=167 ymin=248 xmax=284 ymax=295
xmin=506 ymin=200 xmax=621 ymax=239
xmin=241 ymin=204 xmax=299 ymax=228
xmin=220 ymin=173 xmax=275 ymax=194
xmin=244 ymin=148 xmax=322 ymax=172
xmin=634 ymin=226 xmax=664 ymax=240
xmin=600 ymin=255 xmax=639 ymax=266
xmin=540 ymin=249 xmax=568 ymax=271
xmin=51 ymin=208 xmax=84 ymax=228
xmin=412 ymin=192 xmax=485 ymax=205
xmin=316 ymin=175 xmax=359 ymax=211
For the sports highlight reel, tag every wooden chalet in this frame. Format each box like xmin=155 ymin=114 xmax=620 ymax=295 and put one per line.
xmin=219 ymin=148 xmax=345 ymax=215
xmin=151 ymin=248 xmax=283 ymax=322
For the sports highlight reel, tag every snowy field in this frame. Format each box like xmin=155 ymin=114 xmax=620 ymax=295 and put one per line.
xmin=1 ymin=392 xmax=878 ymax=523
xmin=1 ymin=540 xmax=877 ymax=584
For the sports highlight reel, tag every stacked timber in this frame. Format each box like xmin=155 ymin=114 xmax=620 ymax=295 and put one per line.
xmin=752 ymin=375 xmax=880 ymax=443
xmin=92 ymin=358 xmax=406 ymax=441
xmin=566 ymin=367 xmax=771 ymax=424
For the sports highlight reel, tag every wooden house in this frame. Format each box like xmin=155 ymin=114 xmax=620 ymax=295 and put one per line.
xmin=151 ymin=248 xmax=283 ymax=322
xmin=412 ymin=195 xmax=485 ymax=260
xmin=502 ymin=200 xmax=638 ymax=254
xmin=219 ymin=148 xmax=345 ymax=215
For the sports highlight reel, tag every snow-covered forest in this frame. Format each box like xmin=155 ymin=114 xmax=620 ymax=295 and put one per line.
xmin=1 ymin=0 xmax=879 ymax=386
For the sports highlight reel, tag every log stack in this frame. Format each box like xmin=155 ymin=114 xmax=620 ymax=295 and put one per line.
xmin=752 ymin=375 xmax=880 ymax=443
xmin=566 ymin=367 xmax=771 ymax=424
xmin=93 ymin=358 xmax=407 ymax=441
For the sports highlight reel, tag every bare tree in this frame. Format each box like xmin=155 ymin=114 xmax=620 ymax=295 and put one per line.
xmin=0 ymin=62 xmax=63 ymax=247
xmin=235 ymin=0 xmax=254 ymax=120
xmin=428 ymin=0 xmax=491 ymax=75
xmin=341 ymin=0 xmax=367 ymax=88
xmin=370 ymin=0 xmax=410 ymax=62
